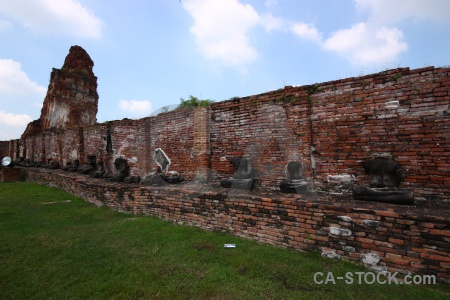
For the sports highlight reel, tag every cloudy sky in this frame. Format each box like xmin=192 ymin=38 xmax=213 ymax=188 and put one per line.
xmin=0 ymin=0 xmax=449 ymax=140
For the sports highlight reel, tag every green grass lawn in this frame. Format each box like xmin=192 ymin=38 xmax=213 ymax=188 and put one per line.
xmin=0 ymin=182 xmax=449 ymax=299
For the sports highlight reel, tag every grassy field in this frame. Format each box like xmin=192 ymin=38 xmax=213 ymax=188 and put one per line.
xmin=0 ymin=182 xmax=449 ymax=299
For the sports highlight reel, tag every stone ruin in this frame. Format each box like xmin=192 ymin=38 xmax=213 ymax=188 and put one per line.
xmin=352 ymin=157 xmax=414 ymax=204
xmin=78 ymin=155 xmax=97 ymax=174
xmin=142 ymin=148 xmax=184 ymax=185
xmin=105 ymin=157 xmax=130 ymax=182
xmin=21 ymin=45 xmax=98 ymax=138
xmin=220 ymin=157 xmax=255 ymax=191
xmin=278 ymin=161 xmax=310 ymax=194
xmin=3 ymin=45 xmax=450 ymax=283
xmin=6 ymin=45 xmax=448 ymax=203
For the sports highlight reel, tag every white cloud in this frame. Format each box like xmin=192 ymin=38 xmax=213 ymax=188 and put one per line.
xmin=0 ymin=0 xmax=102 ymax=39
xmin=260 ymin=14 xmax=287 ymax=32
xmin=323 ymin=22 xmax=408 ymax=64
xmin=0 ymin=59 xmax=46 ymax=97
xmin=182 ymin=0 xmax=260 ymax=67
xmin=355 ymin=0 xmax=450 ymax=24
xmin=183 ymin=0 xmax=325 ymax=68
xmin=291 ymin=22 xmax=322 ymax=43
xmin=119 ymin=99 xmax=153 ymax=116
xmin=320 ymin=1 xmax=446 ymax=64
xmin=0 ymin=128 xmax=24 ymax=140
xmin=260 ymin=14 xmax=322 ymax=43
xmin=182 ymin=0 xmax=427 ymax=67
xmin=0 ymin=110 xmax=32 ymax=127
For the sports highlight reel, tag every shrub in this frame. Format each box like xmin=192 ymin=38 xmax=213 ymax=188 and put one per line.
xmin=177 ymin=95 xmax=214 ymax=109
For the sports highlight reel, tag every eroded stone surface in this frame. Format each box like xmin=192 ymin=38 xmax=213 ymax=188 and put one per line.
xmin=337 ymin=216 xmax=353 ymax=223
xmin=321 ymin=249 xmax=341 ymax=259
xmin=363 ymin=220 xmax=380 ymax=228
xmin=362 ymin=252 xmax=380 ymax=266
xmin=329 ymin=227 xmax=352 ymax=237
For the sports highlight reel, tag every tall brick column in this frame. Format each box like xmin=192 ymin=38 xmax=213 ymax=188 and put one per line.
xmin=193 ymin=107 xmax=211 ymax=182
xmin=8 ymin=140 xmax=13 ymax=158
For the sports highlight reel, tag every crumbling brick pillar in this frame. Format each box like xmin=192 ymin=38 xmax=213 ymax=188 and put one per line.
xmin=142 ymin=118 xmax=153 ymax=176
xmin=193 ymin=107 xmax=211 ymax=182
xmin=7 ymin=140 xmax=14 ymax=158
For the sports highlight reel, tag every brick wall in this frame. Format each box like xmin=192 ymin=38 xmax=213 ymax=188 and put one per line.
xmin=309 ymin=67 xmax=450 ymax=199
xmin=23 ymin=135 xmax=33 ymax=160
xmin=0 ymin=141 xmax=9 ymax=159
xmin=210 ymin=90 xmax=312 ymax=188
xmin=8 ymin=65 xmax=450 ymax=281
xmin=6 ymin=65 xmax=450 ymax=199
xmin=210 ymin=66 xmax=450 ymax=199
xmin=77 ymin=108 xmax=199 ymax=178
xmin=43 ymin=132 xmax=60 ymax=162
xmin=193 ymin=107 xmax=211 ymax=181
xmin=148 ymin=108 xmax=196 ymax=179
xmin=0 ymin=168 xmax=22 ymax=181
xmin=61 ymin=128 xmax=83 ymax=166
xmin=21 ymin=168 xmax=450 ymax=283
xmin=9 ymin=139 xmax=19 ymax=160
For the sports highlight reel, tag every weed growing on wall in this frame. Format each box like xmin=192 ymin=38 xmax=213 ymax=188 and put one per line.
xmin=177 ymin=95 xmax=214 ymax=109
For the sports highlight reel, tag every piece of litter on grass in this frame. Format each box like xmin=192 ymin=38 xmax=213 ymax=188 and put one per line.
xmin=41 ymin=200 xmax=72 ymax=205
xmin=224 ymin=244 xmax=236 ymax=248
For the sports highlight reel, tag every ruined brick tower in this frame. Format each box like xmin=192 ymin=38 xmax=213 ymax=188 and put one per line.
xmin=22 ymin=45 xmax=98 ymax=138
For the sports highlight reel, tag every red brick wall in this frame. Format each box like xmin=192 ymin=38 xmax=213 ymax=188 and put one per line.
xmin=77 ymin=110 xmax=197 ymax=178
xmin=1 ymin=168 xmax=22 ymax=181
xmin=15 ymin=66 xmax=450 ymax=199
xmin=43 ymin=132 xmax=60 ymax=163
xmin=148 ymin=108 xmax=196 ymax=179
xmin=9 ymin=139 xmax=19 ymax=160
xmin=107 ymin=119 xmax=142 ymax=176
xmin=309 ymin=67 xmax=450 ymax=199
xmin=210 ymin=66 xmax=449 ymax=199
xmin=78 ymin=108 xmax=198 ymax=179
xmin=0 ymin=141 xmax=9 ymax=159
xmin=23 ymin=135 xmax=36 ymax=161
xmin=60 ymin=128 xmax=83 ymax=166
xmin=210 ymin=90 xmax=312 ymax=188
xmin=22 ymin=168 xmax=450 ymax=283
xmin=193 ymin=107 xmax=211 ymax=181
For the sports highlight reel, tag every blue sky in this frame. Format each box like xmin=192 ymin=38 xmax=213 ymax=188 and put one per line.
xmin=0 ymin=0 xmax=449 ymax=140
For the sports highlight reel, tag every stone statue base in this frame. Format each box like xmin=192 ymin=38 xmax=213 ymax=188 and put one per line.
xmin=163 ymin=174 xmax=183 ymax=184
xmin=104 ymin=158 xmax=129 ymax=183
xmin=90 ymin=171 xmax=105 ymax=178
xmin=90 ymin=162 xmax=106 ymax=178
xmin=279 ymin=179 xmax=309 ymax=194
xmin=77 ymin=166 xmax=94 ymax=174
xmin=49 ymin=162 xmax=60 ymax=169
xmin=352 ymin=186 xmax=414 ymax=204
xmin=220 ymin=178 xmax=254 ymax=191
xmin=104 ymin=174 xmax=127 ymax=182
xmin=142 ymin=174 xmax=166 ymax=186
xmin=142 ymin=172 xmax=184 ymax=186
xmin=124 ymin=176 xmax=141 ymax=183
